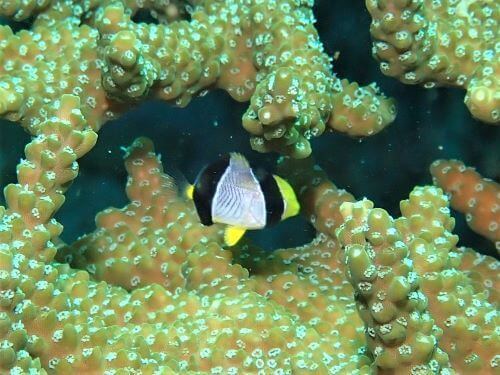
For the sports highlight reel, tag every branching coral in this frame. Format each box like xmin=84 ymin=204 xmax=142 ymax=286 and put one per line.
xmin=337 ymin=198 xmax=453 ymax=373
xmin=2 ymin=124 xmax=499 ymax=372
xmin=0 ymin=0 xmax=395 ymax=158
xmin=367 ymin=0 xmax=499 ymax=123
xmin=337 ymin=186 xmax=499 ymax=373
xmin=0 ymin=1 xmax=498 ymax=374
xmin=430 ymin=159 xmax=499 ymax=250
xmin=2 ymin=132 xmax=373 ymax=373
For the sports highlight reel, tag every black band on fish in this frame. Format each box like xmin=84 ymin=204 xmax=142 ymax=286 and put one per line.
xmin=193 ymin=155 xmax=229 ymax=225
xmin=256 ymin=169 xmax=284 ymax=227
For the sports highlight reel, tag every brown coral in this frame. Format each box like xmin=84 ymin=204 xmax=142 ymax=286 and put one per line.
xmin=0 ymin=0 xmax=395 ymax=158
xmin=430 ymin=159 xmax=500 ymax=249
xmin=367 ymin=0 xmax=499 ymax=123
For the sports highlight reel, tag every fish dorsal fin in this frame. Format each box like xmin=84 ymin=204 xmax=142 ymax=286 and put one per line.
xmin=229 ymin=152 xmax=250 ymax=169
xmin=227 ymin=153 xmax=258 ymax=191
xmin=224 ymin=226 xmax=246 ymax=246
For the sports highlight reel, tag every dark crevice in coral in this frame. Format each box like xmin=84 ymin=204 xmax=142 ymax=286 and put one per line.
xmin=131 ymin=4 xmax=191 ymax=26
xmin=0 ymin=16 xmax=33 ymax=31
xmin=0 ymin=120 xmax=30 ymax=207
xmin=131 ymin=9 xmax=160 ymax=25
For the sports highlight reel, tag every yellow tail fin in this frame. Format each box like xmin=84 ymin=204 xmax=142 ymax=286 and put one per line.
xmin=185 ymin=184 xmax=195 ymax=200
xmin=273 ymin=175 xmax=300 ymax=220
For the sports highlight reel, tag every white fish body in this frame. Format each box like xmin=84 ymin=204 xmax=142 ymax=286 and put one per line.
xmin=211 ymin=153 xmax=266 ymax=229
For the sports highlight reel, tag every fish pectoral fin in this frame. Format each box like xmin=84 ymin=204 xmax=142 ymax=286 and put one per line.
xmin=224 ymin=226 xmax=246 ymax=247
xmin=185 ymin=184 xmax=194 ymax=200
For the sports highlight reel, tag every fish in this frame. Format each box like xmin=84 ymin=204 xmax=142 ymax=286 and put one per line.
xmin=185 ymin=152 xmax=300 ymax=246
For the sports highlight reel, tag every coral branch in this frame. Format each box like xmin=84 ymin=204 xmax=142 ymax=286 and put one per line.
xmin=2 ymin=95 xmax=97 ymax=262
xmin=367 ymin=0 xmax=499 ymax=123
xmin=337 ymin=197 xmax=452 ymax=373
xmin=0 ymin=0 xmax=395 ymax=157
xmin=0 ymin=2 xmax=498 ymax=373
xmin=430 ymin=159 xmax=499 ymax=249
xmin=2 ymin=135 xmax=498 ymax=373
xmin=337 ymin=185 xmax=499 ymax=373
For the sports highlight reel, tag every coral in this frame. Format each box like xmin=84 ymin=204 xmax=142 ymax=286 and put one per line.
xmin=4 ymin=128 xmax=499 ymax=373
xmin=2 ymin=134 xmax=374 ymax=373
xmin=453 ymin=246 xmax=499 ymax=303
xmin=2 ymin=126 xmax=500 ymax=372
xmin=0 ymin=1 xmax=499 ymax=374
xmin=337 ymin=198 xmax=452 ymax=373
xmin=430 ymin=159 xmax=499 ymax=249
xmin=57 ymin=136 xmax=224 ymax=291
xmin=367 ymin=0 xmax=499 ymax=123
xmin=0 ymin=0 xmax=395 ymax=158
xmin=337 ymin=186 xmax=499 ymax=373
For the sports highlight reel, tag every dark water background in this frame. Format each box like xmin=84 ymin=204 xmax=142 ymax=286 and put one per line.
xmin=1 ymin=1 xmax=498 ymax=258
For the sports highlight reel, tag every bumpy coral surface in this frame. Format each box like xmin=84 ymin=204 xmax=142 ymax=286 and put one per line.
xmin=430 ymin=159 xmax=499 ymax=250
xmin=2 ymin=126 xmax=498 ymax=373
xmin=367 ymin=0 xmax=499 ymax=123
xmin=337 ymin=198 xmax=453 ymax=373
xmin=2 ymin=130 xmax=373 ymax=374
xmin=0 ymin=0 xmax=395 ymax=158
xmin=337 ymin=187 xmax=499 ymax=373
xmin=0 ymin=1 xmax=499 ymax=374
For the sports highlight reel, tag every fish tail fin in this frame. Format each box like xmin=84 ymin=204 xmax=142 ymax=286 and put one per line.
xmin=156 ymin=156 xmax=193 ymax=199
xmin=185 ymin=184 xmax=195 ymax=200
xmin=273 ymin=175 xmax=300 ymax=220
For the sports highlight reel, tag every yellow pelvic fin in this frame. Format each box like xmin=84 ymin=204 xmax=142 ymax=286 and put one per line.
xmin=224 ymin=226 xmax=246 ymax=247
xmin=185 ymin=184 xmax=195 ymax=200
xmin=273 ymin=175 xmax=300 ymax=220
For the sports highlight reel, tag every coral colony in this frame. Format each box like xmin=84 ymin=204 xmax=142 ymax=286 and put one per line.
xmin=0 ymin=0 xmax=498 ymax=374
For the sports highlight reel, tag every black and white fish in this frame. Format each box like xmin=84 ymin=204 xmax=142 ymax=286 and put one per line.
xmin=186 ymin=153 xmax=300 ymax=246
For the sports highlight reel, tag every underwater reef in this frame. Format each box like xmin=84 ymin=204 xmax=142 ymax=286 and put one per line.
xmin=0 ymin=0 xmax=499 ymax=374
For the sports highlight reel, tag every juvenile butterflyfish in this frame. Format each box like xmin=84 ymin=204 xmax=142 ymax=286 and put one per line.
xmin=185 ymin=152 xmax=300 ymax=247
